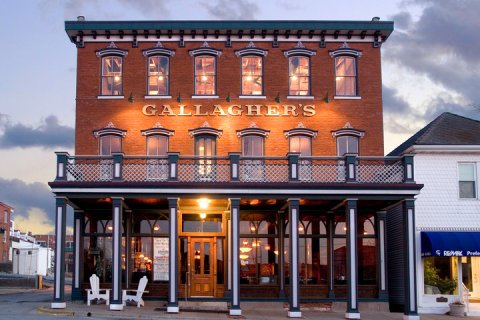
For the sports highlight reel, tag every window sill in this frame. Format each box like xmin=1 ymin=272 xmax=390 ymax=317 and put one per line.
xmin=97 ymin=95 xmax=125 ymax=99
xmin=191 ymin=95 xmax=219 ymax=99
xmin=145 ymin=95 xmax=172 ymax=99
xmin=287 ymin=95 xmax=315 ymax=100
xmin=334 ymin=96 xmax=362 ymax=100
xmin=239 ymin=95 xmax=266 ymax=99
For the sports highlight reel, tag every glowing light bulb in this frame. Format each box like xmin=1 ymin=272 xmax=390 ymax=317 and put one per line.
xmin=114 ymin=75 xmax=120 ymax=82
xmin=198 ymin=198 xmax=209 ymax=209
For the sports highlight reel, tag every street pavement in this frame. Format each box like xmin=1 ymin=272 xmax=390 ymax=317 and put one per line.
xmin=0 ymin=286 xmax=479 ymax=319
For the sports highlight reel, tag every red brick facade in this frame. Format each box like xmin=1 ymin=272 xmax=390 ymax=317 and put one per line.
xmin=0 ymin=202 xmax=12 ymax=263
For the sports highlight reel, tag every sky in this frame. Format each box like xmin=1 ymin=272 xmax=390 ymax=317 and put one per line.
xmin=0 ymin=0 xmax=479 ymax=235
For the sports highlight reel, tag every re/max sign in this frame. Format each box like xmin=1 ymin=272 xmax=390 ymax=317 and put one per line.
xmin=142 ymin=104 xmax=316 ymax=117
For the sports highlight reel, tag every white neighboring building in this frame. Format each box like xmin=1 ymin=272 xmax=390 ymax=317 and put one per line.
xmin=389 ymin=112 xmax=480 ymax=314
xmin=10 ymin=229 xmax=53 ymax=276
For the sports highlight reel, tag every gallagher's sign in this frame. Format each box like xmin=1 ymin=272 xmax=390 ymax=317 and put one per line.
xmin=142 ymin=104 xmax=316 ymax=117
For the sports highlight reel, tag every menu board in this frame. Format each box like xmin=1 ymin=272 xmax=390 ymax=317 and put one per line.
xmin=153 ymin=238 xmax=169 ymax=281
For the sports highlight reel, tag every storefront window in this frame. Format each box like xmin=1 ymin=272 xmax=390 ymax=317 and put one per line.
xmin=424 ymin=256 xmax=458 ymax=294
xmin=299 ymin=214 xmax=327 ymax=285
xmin=358 ymin=213 xmax=377 ymax=285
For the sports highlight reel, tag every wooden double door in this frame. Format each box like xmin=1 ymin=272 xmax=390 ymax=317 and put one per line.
xmin=186 ymin=237 xmax=216 ymax=297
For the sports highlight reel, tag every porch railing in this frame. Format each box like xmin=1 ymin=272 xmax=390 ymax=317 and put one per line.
xmin=54 ymin=152 xmax=415 ymax=184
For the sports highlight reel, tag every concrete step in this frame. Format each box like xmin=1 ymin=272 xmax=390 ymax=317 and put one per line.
xmin=178 ymin=300 xmax=229 ymax=312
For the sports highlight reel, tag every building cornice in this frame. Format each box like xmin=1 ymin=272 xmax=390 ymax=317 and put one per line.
xmin=406 ymin=145 xmax=480 ymax=154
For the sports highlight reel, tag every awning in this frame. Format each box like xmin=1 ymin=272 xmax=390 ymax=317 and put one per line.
xmin=421 ymin=232 xmax=480 ymax=257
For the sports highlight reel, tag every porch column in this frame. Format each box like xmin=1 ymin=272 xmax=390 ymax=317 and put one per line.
xmin=51 ymin=197 xmax=67 ymax=309
xmin=346 ymin=199 xmax=360 ymax=319
xmin=225 ymin=215 xmax=232 ymax=297
xmin=403 ymin=199 xmax=419 ymax=319
xmin=229 ymin=198 xmax=241 ymax=316
xmin=376 ymin=211 xmax=388 ymax=299
xmin=110 ymin=197 xmax=123 ymax=310
xmin=278 ymin=211 xmax=286 ymax=298
xmin=167 ymin=198 xmax=179 ymax=313
xmin=125 ymin=210 xmax=132 ymax=289
xmin=71 ymin=210 xmax=84 ymax=300
xmin=288 ymin=198 xmax=301 ymax=318
xmin=327 ymin=212 xmax=335 ymax=298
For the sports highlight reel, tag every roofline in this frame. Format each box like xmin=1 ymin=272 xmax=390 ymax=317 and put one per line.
xmin=0 ymin=202 xmax=14 ymax=210
xmin=65 ymin=19 xmax=393 ymax=43
xmin=405 ymin=145 xmax=480 ymax=154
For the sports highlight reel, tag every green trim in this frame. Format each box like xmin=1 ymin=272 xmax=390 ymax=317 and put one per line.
xmin=65 ymin=20 xmax=393 ymax=33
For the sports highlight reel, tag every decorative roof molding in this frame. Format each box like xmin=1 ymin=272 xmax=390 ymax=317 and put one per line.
xmin=329 ymin=42 xmax=362 ymax=58
xmin=284 ymin=124 xmax=318 ymax=138
xmin=189 ymin=123 xmax=223 ymax=137
xmin=142 ymin=41 xmax=175 ymax=57
xmin=141 ymin=122 xmax=175 ymax=136
xmin=96 ymin=42 xmax=128 ymax=57
xmin=235 ymin=42 xmax=268 ymax=57
xmin=189 ymin=42 xmax=222 ymax=57
xmin=93 ymin=122 xmax=127 ymax=137
xmin=331 ymin=124 xmax=365 ymax=138
xmin=283 ymin=41 xmax=316 ymax=57
xmin=237 ymin=125 xmax=270 ymax=138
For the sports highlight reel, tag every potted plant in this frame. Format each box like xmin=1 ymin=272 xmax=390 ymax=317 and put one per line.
xmin=449 ymin=300 xmax=466 ymax=317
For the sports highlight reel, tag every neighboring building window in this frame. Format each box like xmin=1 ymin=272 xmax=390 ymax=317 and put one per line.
xmin=147 ymin=56 xmax=169 ymax=96
xmin=147 ymin=135 xmax=168 ymax=156
xmin=289 ymin=56 xmax=310 ymax=96
xmin=459 ymin=163 xmax=476 ymax=198
xmin=3 ymin=210 xmax=7 ymax=224
xmin=100 ymin=135 xmax=122 ymax=156
xmin=242 ymin=56 xmax=263 ymax=95
xmin=242 ymin=135 xmax=264 ymax=157
xmin=337 ymin=135 xmax=359 ymax=156
xmin=335 ymin=56 xmax=357 ymax=96
xmin=101 ymin=56 xmax=123 ymax=96
xmin=424 ymin=257 xmax=458 ymax=294
xmin=289 ymin=135 xmax=312 ymax=156
xmin=195 ymin=55 xmax=216 ymax=95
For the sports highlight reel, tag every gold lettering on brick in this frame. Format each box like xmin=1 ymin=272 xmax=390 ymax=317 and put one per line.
xmin=227 ymin=105 xmax=243 ymax=116
xmin=212 ymin=105 xmax=227 ymax=116
xmin=283 ymin=105 xmax=298 ymax=116
xmin=194 ymin=105 xmax=209 ymax=116
xmin=142 ymin=104 xmax=157 ymax=116
xmin=303 ymin=105 xmax=316 ymax=117
xmin=266 ymin=105 xmax=280 ymax=116
xmin=178 ymin=105 xmax=192 ymax=116
xmin=246 ymin=105 xmax=262 ymax=116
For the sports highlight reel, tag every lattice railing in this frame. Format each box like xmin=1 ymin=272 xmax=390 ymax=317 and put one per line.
xmin=123 ymin=157 xmax=169 ymax=182
xmin=298 ymin=158 xmax=346 ymax=183
xmin=356 ymin=158 xmax=404 ymax=183
xmin=239 ymin=158 xmax=289 ymax=182
xmin=177 ymin=157 xmax=231 ymax=182
xmin=65 ymin=157 xmax=114 ymax=181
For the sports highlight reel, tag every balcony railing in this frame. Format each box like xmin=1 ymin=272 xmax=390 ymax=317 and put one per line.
xmin=54 ymin=152 xmax=415 ymax=184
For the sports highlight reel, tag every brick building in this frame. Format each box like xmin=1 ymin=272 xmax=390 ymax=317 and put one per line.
xmin=50 ymin=18 xmax=422 ymax=319
xmin=0 ymin=202 xmax=13 ymax=265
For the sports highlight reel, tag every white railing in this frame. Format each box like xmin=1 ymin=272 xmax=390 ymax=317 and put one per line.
xmin=57 ymin=153 xmax=409 ymax=184
xmin=462 ymin=282 xmax=470 ymax=314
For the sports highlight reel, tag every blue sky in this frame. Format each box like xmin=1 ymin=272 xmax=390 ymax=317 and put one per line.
xmin=0 ymin=0 xmax=479 ymax=234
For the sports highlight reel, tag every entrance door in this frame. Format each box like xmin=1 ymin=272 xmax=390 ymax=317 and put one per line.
xmin=190 ymin=238 xmax=215 ymax=297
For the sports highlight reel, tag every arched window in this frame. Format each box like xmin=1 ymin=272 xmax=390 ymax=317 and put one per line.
xmin=194 ymin=55 xmax=216 ymax=95
xmin=94 ymin=123 xmax=126 ymax=156
xmin=332 ymin=124 xmax=364 ymax=156
xmin=189 ymin=124 xmax=222 ymax=180
xmin=284 ymin=43 xmax=316 ymax=97
xmin=96 ymin=43 xmax=128 ymax=97
xmin=235 ymin=43 xmax=268 ymax=97
xmin=329 ymin=43 xmax=362 ymax=97
xmin=143 ymin=43 xmax=175 ymax=97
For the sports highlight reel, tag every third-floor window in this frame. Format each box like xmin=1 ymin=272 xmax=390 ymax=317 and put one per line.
xmin=289 ymin=56 xmax=310 ymax=96
xmin=195 ymin=55 xmax=216 ymax=95
xmin=101 ymin=56 xmax=123 ymax=96
xmin=241 ymin=56 xmax=263 ymax=96
xmin=335 ymin=56 xmax=357 ymax=96
xmin=147 ymin=56 xmax=169 ymax=96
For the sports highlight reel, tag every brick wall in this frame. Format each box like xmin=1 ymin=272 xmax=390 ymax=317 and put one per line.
xmin=74 ymin=40 xmax=385 ymax=157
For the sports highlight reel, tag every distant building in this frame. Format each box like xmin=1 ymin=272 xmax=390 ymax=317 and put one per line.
xmin=35 ymin=234 xmax=74 ymax=274
xmin=0 ymin=202 xmax=13 ymax=266
xmin=10 ymin=230 xmax=53 ymax=276
xmin=389 ymin=112 xmax=480 ymax=315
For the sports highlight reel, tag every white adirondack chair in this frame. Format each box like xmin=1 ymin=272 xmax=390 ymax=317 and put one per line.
xmin=122 ymin=275 xmax=149 ymax=307
xmin=86 ymin=274 xmax=110 ymax=306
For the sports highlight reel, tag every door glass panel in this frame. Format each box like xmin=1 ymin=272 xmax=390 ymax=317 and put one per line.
xmin=194 ymin=242 xmax=201 ymax=274
xmin=204 ymin=242 xmax=210 ymax=275
xmin=180 ymin=238 xmax=188 ymax=284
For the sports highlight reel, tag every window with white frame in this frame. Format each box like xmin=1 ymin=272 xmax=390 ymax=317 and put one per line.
xmin=242 ymin=56 xmax=263 ymax=95
xmin=101 ymin=56 xmax=123 ymax=96
xmin=289 ymin=135 xmax=312 ymax=156
xmin=459 ymin=163 xmax=476 ymax=198
xmin=335 ymin=56 xmax=357 ymax=96
xmin=289 ymin=56 xmax=310 ymax=96
xmin=195 ymin=55 xmax=216 ymax=95
xmin=100 ymin=135 xmax=122 ymax=156
xmin=147 ymin=135 xmax=168 ymax=156
xmin=242 ymin=135 xmax=264 ymax=157
xmin=337 ymin=135 xmax=359 ymax=156
xmin=147 ymin=56 xmax=169 ymax=96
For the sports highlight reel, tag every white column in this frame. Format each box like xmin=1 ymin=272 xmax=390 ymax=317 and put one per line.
xmin=167 ymin=198 xmax=179 ymax=313
xmin=377 ymin=211 xmax=388 ymax=299
xmin=51 ymin=197 xmax=67 ymax=309
xmin=346 ymin=199 xmax=360 ymax=319
xmin=229 ymin=198 xmax=241 ymax=316
xmin=71 ymin=210 xmax=83 ymax=300
xmin=288 ymin=198 xmax=301 ymax=318
xmin=403 ymin=199 xmax=420 ymax=320
xmin=110 ymin=198 xmax=123 ymax=310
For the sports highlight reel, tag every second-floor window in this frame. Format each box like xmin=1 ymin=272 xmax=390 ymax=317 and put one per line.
xmin=100 ymin=135 xmax=122 ymax=156
xmin=195 ymin=55 xmax=216 ymax=95
xmin=289 ymin=135 xmax=312 ymax=156
xmin=289 ymin=56 xmax=310 ymax=96
xmin=147 ymin=135 xmax=168 ymax=156
xmin=335 ymin=56 xmax=357 ymax=96
xmin=242 ymin=135 xmax=264 ymax=157
xmin=101 ymin=56 xmax=123 ymax=96
xmin=337 ymin=135 xmax=359 ymax=156
xmin=148 ymin=56 xmax=169 ymax=96
xmin=459 ymin=163 xmax=476 ymax=199
xmin=242 ymin=56 xmax=263 ymax=95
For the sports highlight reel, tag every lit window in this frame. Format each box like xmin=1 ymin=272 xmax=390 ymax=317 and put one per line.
xmin=147 ymin=135 xmax=168 ymax=156
xmin=289 ymin=136 xmax=311 ymax=156
xmin=195 ymin=135 xmax=216 ymax=177
xmin=242 ymin=135 xmax=264 ymax=157
xmin=100 ymin=135 xmax=122 ymax=156
xmin=335 ymin=56 xmax=357 ymax=96
xmin=242 ymin=56 xmax=263 ymax=95
xmin=101 ymin=56 xmax=123 ymax=96
xmin=459 ymin=163 xmax=476 ymax=198
xmin=195 ymin=56 xmax=216 ymax=95
xmin=147 ymin=56 xmax=169 ymax=96
xmin=337 ymin=135 xmax=359 ymax=156
xmin=289 ymin=56 xmax=310 ymax=96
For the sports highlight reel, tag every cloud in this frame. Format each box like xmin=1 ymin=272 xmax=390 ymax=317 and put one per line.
xmin=0 ymin=115 xmax=74 ymax=149
xmin=14 ymin=208 xmax=55 ymax=235
xmin=382 ymin=85 xmax=411 ymax=115
xmin=199 ymin=0 xmax=259 ymax=19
